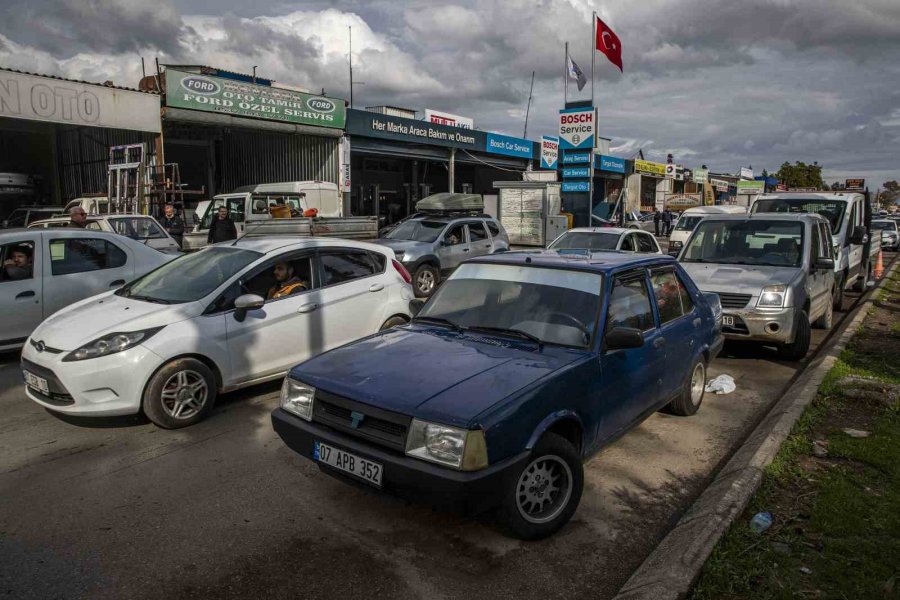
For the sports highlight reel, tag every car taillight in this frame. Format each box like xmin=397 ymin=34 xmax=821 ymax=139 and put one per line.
xmin=392 ymin=259 xmax=412 ymax=284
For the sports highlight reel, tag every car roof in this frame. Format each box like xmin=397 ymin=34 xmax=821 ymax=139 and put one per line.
xmin=696 ymin=213 xmax=827 ymax=224
xmin=757 ymin=192 xmax=864 ymax=202
xmin=468 ymin=249 xmax=675 ymax=275
xmin=564 ymin=227 xmax=644 ymax=235
xmin=220 ymin=236 xmax=397 ymax=255
xmin=408 ymin=214 xmax=493 ymax=223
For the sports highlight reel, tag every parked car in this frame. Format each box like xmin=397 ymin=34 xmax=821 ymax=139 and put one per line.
xmin=871 ymin=219 xmax=899 ymax=251
xmin=271 ymin=252 xmax=723 ymax=539
xmin=678 ymin=213 xmax=835 ymax=360
xmin=22 ymin=238 xmax=413 ymax=428
xmin=2 ymin=206 xmax=64 ymax=228
xmin=29 ymin=214 xmax=181 ymax=254
xmin=548 ymin=227 xmax=662 ymax=254
xmin=374 ymin=214 xmax=510 ymax=298
xmin=667 ymin=206 xmax=748 ymax=256
xmin=63 ymin=197 xmax=111 ymax=215
xmin=1 ymin=229 xmax=174 ymax=352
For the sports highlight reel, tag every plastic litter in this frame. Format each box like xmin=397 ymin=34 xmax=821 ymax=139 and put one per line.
xmin=800 ymin=566 xmax=812 ymax=575
xmin=705 ymin=374 xmax=736 ymax=395
xmin=842 ymin=428 xmax=871 ymax=438
xmin=749 ymin=511 xmax=773 ymax=533
xmin=812 ymin=441 xmax=828 ymax=458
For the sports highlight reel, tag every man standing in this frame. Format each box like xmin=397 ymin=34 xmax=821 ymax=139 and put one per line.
xmin=653 ymin=209 xmax=662 ymax=236
xmin=663 ymin=210 xmax=673 ymax=236
xmin=160 ymin=203 xmax=185 ymax=248
xmin=207 ymin=206 xmax=237 ymax=245
xmin=69 ymin=207 xmax=87 ymax=228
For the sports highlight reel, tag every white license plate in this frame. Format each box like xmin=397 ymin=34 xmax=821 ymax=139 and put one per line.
xmin=722 ymin=316 xmax=735 ymax=327
xmin=314 ymin=441 xmax=383 ymax=487
xmin=24 ymin=370 xmax=49 ymax=395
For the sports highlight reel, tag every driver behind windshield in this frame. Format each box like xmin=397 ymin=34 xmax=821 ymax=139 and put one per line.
xmin=267 ymin=262 xmax=308 ymax=300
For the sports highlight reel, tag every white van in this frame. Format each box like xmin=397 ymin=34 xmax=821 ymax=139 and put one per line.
xmin=668 ymin=205 xmax=747 ymax=255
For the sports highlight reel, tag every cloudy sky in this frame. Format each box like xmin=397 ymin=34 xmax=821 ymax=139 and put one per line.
xmin=2 ymin=0 xmax=898 ymax=185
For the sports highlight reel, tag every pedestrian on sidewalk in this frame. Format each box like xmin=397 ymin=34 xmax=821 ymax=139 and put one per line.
xmin=663 ymin=210 xmax=673 ymax=236
xmin=160 ymin=203 xmax=185 ymax=248
xmin=207 ymin=206 xmax=237 ymax=244
xmin=653 ymin=209 xmax=662 ymax=236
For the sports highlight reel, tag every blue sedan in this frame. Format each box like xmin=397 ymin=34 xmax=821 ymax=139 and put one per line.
xmin=272 ymin=252 xmax=724 ymax=539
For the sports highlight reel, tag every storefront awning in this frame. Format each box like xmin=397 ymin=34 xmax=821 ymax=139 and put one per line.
xmin=351 ymin=137 xmax=527 ymax=170
xmin=162 ymin=107 xmax=342 ymax=138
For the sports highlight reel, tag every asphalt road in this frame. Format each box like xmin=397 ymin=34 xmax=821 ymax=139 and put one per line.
xmin=0 ymin=254 xmax=884 ymax=600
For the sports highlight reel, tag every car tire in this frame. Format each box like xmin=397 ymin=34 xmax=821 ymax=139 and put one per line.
xmin=497 ymin=432 xmax=584 ymax=541
xmin=379 ymin=315 xmax=408 ymax=330
xmin=852 ymin=262 xmax=872 ymax=292
xmin=832 ymin=271 xmax=845 ymax=310
xmin=813 ymin=297 xmax=834 ymax=330
xmin=778 ymin=311 xmax=811 ymax=361
xmin=142 ymin=358 xmax=217 ymax=429
xmin=413 ymin=264 xmax=440 ymax=298
xmin=665 ymin=357 xmax=707 ymax=416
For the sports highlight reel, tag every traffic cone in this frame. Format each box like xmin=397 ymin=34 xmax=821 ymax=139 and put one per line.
xmin=874 ymin=251 xmax=884 ymax=280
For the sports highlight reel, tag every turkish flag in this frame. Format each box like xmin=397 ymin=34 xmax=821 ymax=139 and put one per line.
xmin=595 ymin=17 xmax=623 ymax=72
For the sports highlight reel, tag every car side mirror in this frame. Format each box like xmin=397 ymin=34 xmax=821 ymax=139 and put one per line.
xmin=848 ymin=225 xmax=867 ymax=245
xmin=814 ymin=257 xmax=835 ymax=271
xmin=604 ymin=327 xmax=644 ymax=351
xmin=409 ymin=298 xmax=426 ymax=317
xmin=234 ymin=293 xmax=265 ymax=322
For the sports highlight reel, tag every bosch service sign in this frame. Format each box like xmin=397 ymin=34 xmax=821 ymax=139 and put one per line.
xmin=558 ymin=107 xmax=596 ymax=150
xmin=540 ymin=136 xmax=559 ymax=169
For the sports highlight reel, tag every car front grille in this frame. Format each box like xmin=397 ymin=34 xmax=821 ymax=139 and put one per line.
xmin=312 ymin=390 xmax=411 ymax=452
xmin=710 ymin=292 xmax=753 ymax=309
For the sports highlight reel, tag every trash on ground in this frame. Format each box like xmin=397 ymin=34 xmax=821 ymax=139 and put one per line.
xmin=842 ymin=428 xmax=871 ymax=438
xmin=800 ymin=566 xmax=813 ymax=575
xmin=749 ymin=511 xmax=773 ymax=533
xmin=705 ymin=374 xmax=736 ymax=394
xmin=812 ymin=440 xmax=828 ymax=458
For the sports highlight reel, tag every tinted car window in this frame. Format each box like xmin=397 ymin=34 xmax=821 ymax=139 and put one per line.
xmin=50 ymin=238 xmax=127 ymax=276
xmin=444 ymin=225 xmax=465 ymax=245
xmin=636 ymin=234 xmax=655 ymax=253
xmin=321 ymin=251 xmax=376 ymax=285
xmin=549 ymin=231 xmax=619 ymax=251
xmin=487 ymin=221 xmax=501 ymax=237
xmin=468 ymin=223 xmax=488 ymax=242
xmin=107 ymin=217 xmax=166 ymax=239
xmin=606 ymin=273 xmax=654 ymax=332
xmin=369 ymin=251 xmax=386 ymax=272
xmin=651 ymin=270 xmax=687 ymax=324
xmin=385 ymin=220 xmax=446 ymax=243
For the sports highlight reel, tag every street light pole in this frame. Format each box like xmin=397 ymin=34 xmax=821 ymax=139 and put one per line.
xmin=252 ymin=66 xmax=257 ymax=84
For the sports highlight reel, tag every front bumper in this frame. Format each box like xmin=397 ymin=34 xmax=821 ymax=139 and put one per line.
xmin=721 ymin=306 xmax=795 ymax=343
xmin=21 ymin=341 xmax=163 ymax=416
xmin=272 ymin=408 xmax=529 ymax=514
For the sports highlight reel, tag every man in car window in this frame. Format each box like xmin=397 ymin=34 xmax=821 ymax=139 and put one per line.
xmin=267 ymin=262 xmax=308 ymax=300
xmin=3 ymin=245 xmax=33 ymax=280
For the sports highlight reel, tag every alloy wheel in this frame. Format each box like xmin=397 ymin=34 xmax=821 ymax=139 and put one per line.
xmin=416 ymin=270 xmax=435 ymax=294
xmin=690 ymin=362 xmax=705 ymax=406
xmin=516 ymin=455 xmax=573 ymax=524
xmin=160 ymin=370 xmax=209 ymax=420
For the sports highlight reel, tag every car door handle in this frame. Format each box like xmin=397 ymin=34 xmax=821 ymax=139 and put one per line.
xmin=462 ymin=248 xmax=470 ymax=252
xmin=653 ymin=337 xmax=666 ymax=348
xmin=15 ymin=290 xmax=35 ymax=299
xmin=693 ymin=317 xmax=702 ymax=328
xmin=109 ymin=279 xmax=126 ymax=287
xmin=298 ymin=303 xmax=319 ymax=314
xmin=368 ymin=283 xmax=385 ymax=292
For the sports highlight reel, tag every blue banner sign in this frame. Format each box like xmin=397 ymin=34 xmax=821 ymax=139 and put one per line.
xmin=596 ymin=154 xmax=626 ymax=173
xmin=561 ymin=181 xmax=590 ymax=193
xmin=562 ymin=152 xmax=591 ymax=165
xmin=486 ymin=133 xmax=534 ymax=158
xmin=562 ymin=167 xmax=591 ymax=178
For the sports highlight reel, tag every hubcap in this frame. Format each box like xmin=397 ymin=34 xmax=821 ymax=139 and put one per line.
xmin=690 ymin=363 xmax=705 ymax=405
xmin=160 ymin=370 xmax=208 ymax=420
xmin=416 ymin=270 xmax=435 ymax=294
xmin=515 ymin=455 xmax=573 ymax=524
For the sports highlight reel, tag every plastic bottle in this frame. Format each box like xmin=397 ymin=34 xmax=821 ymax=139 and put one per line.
xmin=749 ymin=511 xmax=773 ymax=533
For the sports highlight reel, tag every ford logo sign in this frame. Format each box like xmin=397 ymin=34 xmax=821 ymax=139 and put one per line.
xmin=181 ymin=76 xmax=220 ymax=95
xmin=306 ymin=97 xmax=336 ymax=113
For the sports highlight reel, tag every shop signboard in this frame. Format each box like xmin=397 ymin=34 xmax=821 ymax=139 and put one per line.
xmin=540 ymin=136 xmax=559 ymax=169
xmin=486 ymin=132 xmax=534 ymax=159
xmin=845 ymin=178 xmax=865 ymax=190
xmin=634 ymin=159 xmax=667 ymax=176
xmin=692 ymin=168 xmax=708 ymax=183
xmin=425 ymin=109 xmax=474 ymax=129
xmin=558 ymin=107 xmax=596 ymax=149
xmin=165 ymin=68 xmax=346 ymax=129
xmin=596 ymin=154 xmax=626 ymax=173
xmin=664 ymin=193 xmax=702 ymax=210
xmin=562 ymin=151 xmax=591 ymax=164
xmin=664 ymin=164 xmax=676 ymax=179
xmin=0 ymin=69 xmax=160 ymax=132
xmin=710 ymin=177 xmax=730 ymax=192
xmin=562 ymin=167 xmax=591 ymax=178
xmin=346 ymin=109 xmax=483 ymax=149
xmin=340 ymin=137 xmax=351 ymax=192
xmin=562 ymin=181 xmax=590 ymax=193
xmin=740 ymin=167 xmax=754 ymax=180
xmin=703 ymin=183 xmax=715 ymax=206
xmin=736 ymin=180 xmax=764 ymax=194
xmin=776 ymin=183 xmax=788 ymax=191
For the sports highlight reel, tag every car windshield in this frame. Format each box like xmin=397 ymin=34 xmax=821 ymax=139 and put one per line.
xmin=549 ymin=231 xmax=620 ymax=251
xmin=674 ymin=215 xmax=704 ymax=231
xmin=385 ymin=220 xmax=446 ymax=243
xmin=872 ymin=221 xmax=895 ymax=231
xmin=107 ymin=217 xmax=166 ymax=239
xmin=752 ymin=198 xmax=846 ymax=232
xmin=682 ymin=220 xmax=805 ymax=267
xmin=118 ymin=246 xmax=262 ymax=304
xmin=418 ymin=263 xmax=603 ymax=348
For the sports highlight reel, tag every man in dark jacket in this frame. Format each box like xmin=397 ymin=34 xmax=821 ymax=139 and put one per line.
xmin=207 ymin=206 xmax=237 ymax=244
xmin=653 ymin=209 xmax=662 ymax=236
xmin=160 ymin=204 xmax=185 ymax=247
xmin=69 ymin=207 xmax=87 ymax=228
xmin=663 ymin=210 xmax=674 ymax=236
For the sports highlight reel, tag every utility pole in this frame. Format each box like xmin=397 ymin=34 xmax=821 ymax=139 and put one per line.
xmin=252 ymin=66 xmax=257 ymax=84
xmin=349 ymin=26 xmax=354 ymax=108
xmin=523 ymin=71 xmax=535 ymax=139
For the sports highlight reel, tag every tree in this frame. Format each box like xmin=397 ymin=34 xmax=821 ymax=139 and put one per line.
xmin=761 ymin=168 xmax=769 ymax=178
xmin=878 ymin=180 xmax=900 ymax=208
xmin=774 ymin=161 xmax=826 ymax=189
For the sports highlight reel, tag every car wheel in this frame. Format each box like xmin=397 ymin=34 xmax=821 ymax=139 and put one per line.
xmin=813 ymin=297 xmax=834 ymax=330
xmin=143 ymin=358 xmax=217 ymax=429
xmin=665 ymin=357 xmax=706 ymax=416
xmin=413 ymin=264 xmax=439 ymax=298
xmin=778 ymin=311 xmax=811 ymax=361
xmin=497 ymin=433 xmax=584 ymax=540
xmin=832 ymin=271 xmax=845 ymax=310
xmin=379 ymin=315 xmax=408 ymax=330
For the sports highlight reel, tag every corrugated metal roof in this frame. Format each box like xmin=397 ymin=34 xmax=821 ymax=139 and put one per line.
xmin=161 ymin=64 xmax=274 ymax=85
xmin=0 ymin=66 xmax=157 ymax=94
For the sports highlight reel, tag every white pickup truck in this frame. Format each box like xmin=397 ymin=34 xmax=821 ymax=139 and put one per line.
xmin=751 ymin=191 xmax=881 ymax=308
xmin=181 ymin=181 xmax=377 ymax=250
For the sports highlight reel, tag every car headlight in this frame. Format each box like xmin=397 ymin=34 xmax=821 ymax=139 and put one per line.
xmin=669 ymin=240 xmax=683 ymax=249
xmin=405 ymin=418 xmax=488 ymax=471
xmin=757 ymin=285 xmax=786 ymax=308
xmin=280 ymin=378 xmax=315 ymax=421
xmin=62 ymin=327 xmax=163 ymax=362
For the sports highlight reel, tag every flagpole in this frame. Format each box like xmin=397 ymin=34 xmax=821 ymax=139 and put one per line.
xmin=564 ymin=42 xmax=568 ymax=105
xmin=591 ymin=12 xmax=596 ymax=109
xmin=589 ymin=12 xmax=596 ymax=215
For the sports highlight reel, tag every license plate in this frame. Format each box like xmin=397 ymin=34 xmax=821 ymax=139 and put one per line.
xmin=24 ymin=370 xmax=49 ymax=395
xmin=723 ymin=316 xmax=735 ymax=327
xmin=314 ymin=441 xmax=383 ymax=487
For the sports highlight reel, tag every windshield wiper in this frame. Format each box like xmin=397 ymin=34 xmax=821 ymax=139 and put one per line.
xmin=127 ymin=294 xmax=173 ymax=304
xmin=412 ymin=316 xmax=464 ymax=332
xmin=467 ymin=325 xmax=545 ymax=350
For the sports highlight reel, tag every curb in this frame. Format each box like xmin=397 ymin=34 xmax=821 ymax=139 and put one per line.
xmin=614 ymin=255 xmax=900 ymax=600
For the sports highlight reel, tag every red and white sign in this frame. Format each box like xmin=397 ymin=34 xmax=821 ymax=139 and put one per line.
xmin=424 ymin=109 xmax=474 ymax=130
xmin=558 ymin=108 xmax=596 ymax=149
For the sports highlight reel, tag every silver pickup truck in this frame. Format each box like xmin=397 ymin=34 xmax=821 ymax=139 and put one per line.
xmin=677 ymin=213 xmax=835 ymax=361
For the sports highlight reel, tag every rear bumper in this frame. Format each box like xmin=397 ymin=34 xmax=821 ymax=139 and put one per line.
xmin=272 ymin=408 xmax=529 ymax=514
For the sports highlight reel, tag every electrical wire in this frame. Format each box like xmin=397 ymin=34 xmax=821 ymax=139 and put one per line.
xmin=460 ymin=149 xmax=530 ymax=173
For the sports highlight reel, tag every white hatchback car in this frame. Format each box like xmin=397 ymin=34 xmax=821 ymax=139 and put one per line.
xmin=22 ymin=237 xmax=414 ymax=428
xmin=548 ymin=227 xmax=663 ymax=254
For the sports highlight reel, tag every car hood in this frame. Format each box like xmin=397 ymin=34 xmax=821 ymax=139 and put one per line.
xmin=373 ymin=239 xmax=433 ymax=256
xmin=291 ymin=326 xmax=584 ymax=428
xmin=681 ymin=263 xmax=800 ymax=294
xmin=31 ymin=292 xmax=202 ymax=351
